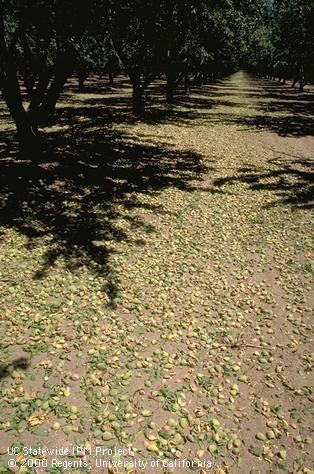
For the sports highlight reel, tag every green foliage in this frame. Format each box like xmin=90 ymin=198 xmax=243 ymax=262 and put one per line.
xmin=272 ymin=0 xmax=314 ymax=82
xmin=0 ymin=0 xmax=313 ymax=140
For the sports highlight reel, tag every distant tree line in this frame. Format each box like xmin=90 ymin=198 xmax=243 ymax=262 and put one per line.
xmin=0 ymin=0 xmax=313 ymax=151
xmin=248 ymin=0 xmax=314 ymax=91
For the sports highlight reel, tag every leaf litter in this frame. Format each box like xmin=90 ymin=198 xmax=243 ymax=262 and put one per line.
xmin=0 ymin=72 xmax=313 ymax=473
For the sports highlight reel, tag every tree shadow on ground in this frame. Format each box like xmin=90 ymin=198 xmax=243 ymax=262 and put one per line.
xmin=56 ymin=94 xmax=207 ymax=128
xmin=177 ymin=80 xmax=313 ymax=136
xmin=0 ymin=357 xmax=30 ymax=379
xmin=191 ymin=77 xmax=314 ymax=137
xmin=234 ymin=113 xmax=314 ymax=137
xmin=213 ymin=155 xmax=314 ymax=209
xmin=0 ymin=102 xmax=208 ymax=306
xmin=219 ymin=81 xmax=314 ymax=137
xmin=1 ymin=74 xmax=313 ymax=302
xmin=58 ymin=77 xmax=222 ymax=126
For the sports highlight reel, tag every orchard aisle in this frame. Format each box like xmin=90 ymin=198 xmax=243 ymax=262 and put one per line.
xmin=0 ymin=72 xmax=313 ymax=473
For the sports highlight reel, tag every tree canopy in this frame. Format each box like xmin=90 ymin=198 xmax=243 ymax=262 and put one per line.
xmin=0 ymin=0 xmax=313 ymax=149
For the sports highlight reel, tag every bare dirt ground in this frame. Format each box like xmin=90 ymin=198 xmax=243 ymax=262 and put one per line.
xmin=0 ymin=72 xmax=313 ymax=474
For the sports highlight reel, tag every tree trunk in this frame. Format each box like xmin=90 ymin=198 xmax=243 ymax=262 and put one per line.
xmin=109 ymin=71 xmax=114 ymax=86
xmin=184 ymin=75 xmax=190 ymax=94
xmin=0 ymin=12 xmax=37 ymax=150
xmin=196 ymin=72 xmax=203 ymax=85
xmin=28 ymin=71 xmax=51 ymax=130
xmin=39 ymin=69 xmax=68 ymax=121
xmin=132 ymin=81 xmax=144 ymax=116
xmin=5 ymin=86 xmax=37 ymax=150
xmin=166 ymin=70 xmax=175 ymax=104
xmin=78 ymin=70 xmax=87 ymax=92
xmin=3 ymin=79 xmax=38 ymax=151
xmin=0 ymin=61 xmax=37 ymax=151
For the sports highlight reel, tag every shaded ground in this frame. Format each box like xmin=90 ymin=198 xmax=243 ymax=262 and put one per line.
xmin=0 ymin=72 xmax=313 ymax=474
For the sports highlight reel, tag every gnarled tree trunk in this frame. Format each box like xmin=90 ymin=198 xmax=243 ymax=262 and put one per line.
xmin=3 ymin=76 xmax=37 ymax=150
xmin=27 ymin=71 xmax=51 ymax=130
xmin=39 ymin=69 xmax=68 ymax=122
xmin=0 ymin=14 xmax=38 ymax=151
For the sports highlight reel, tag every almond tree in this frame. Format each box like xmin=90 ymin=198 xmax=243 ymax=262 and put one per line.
xmin=0 ymin=0 xmax=95 ymax=150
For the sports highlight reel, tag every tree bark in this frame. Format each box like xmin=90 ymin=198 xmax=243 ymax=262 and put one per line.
xmin=78 ymin=69 xmax=87 ymax=92
xmin=184 ymin=75 xmax=190 ymax=94
xmin=299 ymin=65 xmax=305 ymax=92
xmin=109 ymin=71 xmax=114 ymax=86
xmin=166 ymin=70 xmax=176 ymax=104
xmin=39 ymin=69 xmax=68 ymax=121
xmin=28 ymin=71 xmax=51 ymax=129
xmin=132 ymin=81 xmax=144 ymax=116
xmin=3 ymin=76 xmax=37 ymax=149
xmin=129 ymin=69 xmax=146 ymax=116
xmin=0 ymin=13 xmax=37 ymax=151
